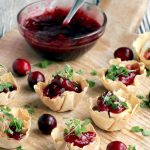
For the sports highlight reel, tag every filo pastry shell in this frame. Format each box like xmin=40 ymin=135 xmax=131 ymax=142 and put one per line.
xmin=0 ymin=72 xmax=19 ymax=105
xmin=98 ymin=58 xmax=146 ymax=92
xmin=51 ymin=124 xmax=100 ymax=150
xmin=0 ymin=108 xmax=31 ymax=149
xmin=89 ymin=89 xmax=140 ymax=131
xmin=133 ymin=32 xmax=150 ymax=69
xmin=34 ymin=74 xmax=88 ymax=112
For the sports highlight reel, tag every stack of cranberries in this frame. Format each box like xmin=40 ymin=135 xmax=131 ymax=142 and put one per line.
xmin=43 ymin=75 xmax=82 ymax=99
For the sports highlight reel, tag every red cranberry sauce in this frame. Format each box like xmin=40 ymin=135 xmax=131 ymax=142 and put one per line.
xmin=93 ymin=91 xmax=127 ymax=114
xmin=7 ymin=126 xmax=24 ymax=140
xmin=64 ymin=131 xmax=96 ymax=148
xmin=24 ymin=8 xmax=100 ymax=42
xmin=118 ymin=63 xmax=140 ymax=86
xmin=43 ymin=75 xmax=82 ymax=98
xmin=144 ymin=49 xmax=150 ymax=60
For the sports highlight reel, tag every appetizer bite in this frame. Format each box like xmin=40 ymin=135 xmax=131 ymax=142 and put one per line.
xmin=99 ymin=58 xmax=146 ymax=92
xmin=89 ymin=89 xmax=139 ymax=131
xmin=51 ymin=119 xmax=100 ymax=150
xmin=34 ymin=65 xmax=88 ymax=112
xmin=0 ymin=106 xmax=31 ymax=149
xmin=133 ymin=32 xmax=150 ymax=69
xmin=0 ymin=72 xmax=18 ymax=105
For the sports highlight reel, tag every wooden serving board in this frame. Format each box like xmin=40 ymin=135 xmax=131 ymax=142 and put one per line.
xmin=0 ymin=0 xmax=150 ymax=149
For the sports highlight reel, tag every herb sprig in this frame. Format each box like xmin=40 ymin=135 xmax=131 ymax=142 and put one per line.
xmin=64 ymin=119 xmax=91 ymax=137
xmin=137 ymin=94 xmax=150 ymax=108
xmin=130 ymin=126 xmax=150 ymax=136
xmin=34 ymin=60 xmax=56 ymax=68
xmin=24 ymin=105 xmax=35 ymax=115
xmin=76 ymin=69 xmax=84 ymax=75
xmin=53 ymin=64 xmax=74 ymax=81
xmin=86 ymin=79 xmax=95 ymax=88
xmin=146 ymin=69 xmax=150 ymax=77
xmin=0 ymin=82 xmax=13 ymax=92
xmin=0 ymin=106 xmax=23 ymax=134
xmin=106 ymin=65 xmax=130 ymax=81
xmin=128 ymin=145 xmax=136 ymax=150
xmin=90 ymin=70 xmax=97 ymax=76
xmin=17 ymin=145 xmax=23 ymax=150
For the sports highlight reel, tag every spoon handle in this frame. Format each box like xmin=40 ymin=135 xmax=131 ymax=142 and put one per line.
xmin=63 ymin=0 xmax=85 ymax=26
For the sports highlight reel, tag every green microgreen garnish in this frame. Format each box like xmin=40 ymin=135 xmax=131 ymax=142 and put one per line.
xmin=86 ymin=79 xmax=95 ymax=88
xmin=24 ymin=105 xmax=35 ymax=115
xmin=0 ymin=106 xmax=23 ymax=134
xmin=130 ymin=126 xmax=150 ymax=136
xmin=106 ymin=65 xmax=130 ymax=81
xmin=90 ymin=70 xmax=97 ymax=76
xmin=103 ymin=92 xmax=128 ymax=110
xmin=128 ymin=145 xmax=136 ymax=150
xmin=64 ymin=119 xmax=91 ymax=137
xmin=0 ymin=82 xmax=13 ymax=92
xmin=17 ymin=145 xmax=23 ymax=150
xmin=34 ymin=60 xmax=56 ymax=68
xmin=76 ymin=69 xmax=84 ymax=75
xmin=53 ymin=64 xmax=74 ymax=81
xmin=146 ymin=69 xmax=150 ymax=77
xmin=137 ymin=94 xmax=150 ymax=108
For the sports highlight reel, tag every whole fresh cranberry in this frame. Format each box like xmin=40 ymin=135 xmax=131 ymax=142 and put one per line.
xmin=114 ymin=47 xmax=134 ymax=61
xmin=28 ymin=71 xmax=45 ymax=88
xmin=106 ymin=141 xmax=127 ymax=150
xmin=12 ymin=58 xmax=31 ymax=76
xmin=38 ymin=114 xmax=57 ymax=135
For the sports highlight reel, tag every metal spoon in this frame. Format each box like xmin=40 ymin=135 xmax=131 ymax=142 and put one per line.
xmin=62 ymin=0 xmax=86 ymax=26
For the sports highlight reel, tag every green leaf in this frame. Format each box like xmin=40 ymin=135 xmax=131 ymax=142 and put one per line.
xmin=90 ymin=70 xmax=97 ymax=76
xmin=4 ymin=129 xmax=13 ymax=135
xmin=137 ymin=94 xmax=150 ymax=109
xmin=86 ymin=79 xmax=95 ymax=88
xmin=130 ymin=126 xmax=143 ymax=133
xmin=76 ymin=69 xmax=84 ymax=75
xmin=142 ymin=129 xmax=150 ymax=136
xmin=34 ymin=60 xmax=56 ymax=68
xmin=0 ymin=117 xmax=4 ymax=122
xmin=0 ymin=82 xmax=13 ymax=92
xmin=146 ymin=69 xmax=150 ymax=77
xmin=17 ymin=146 xmax=23 ymax=150
xmin=128 ymin=145 xmax=136 ymax=150
xmin=106 ymin=65 xmax=130 ymax=81
xmin=64 ymin=119 xmax=91 ymax=137
xmin=24 ymin=105 xmax=35 ymax=115
xmin=121 ymin=102 xmax=129 ymax=109
xmin=9 ymin=118 xmax=23 ymax=132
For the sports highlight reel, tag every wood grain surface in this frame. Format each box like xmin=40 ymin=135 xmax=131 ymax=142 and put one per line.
xmin=0 ymin=0 xmax=150 ymax=150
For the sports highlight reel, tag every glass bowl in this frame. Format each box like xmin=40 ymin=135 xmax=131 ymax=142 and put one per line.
xmin=17 ymin=0 xmax=107 ymax=61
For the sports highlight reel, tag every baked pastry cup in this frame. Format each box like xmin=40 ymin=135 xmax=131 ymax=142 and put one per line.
xmin=89 ymin=89 xmax=140 ymax=131
xmin=98 ymin=58 xmax=146 ymax=92
xmin=0 ymin=72 xmax=19 ymax=105
xmin=133 ymin=32 xmax=150 ymax=69
xmin=0 ymin=106 xmax=31 ymax=149
xmin=51 ymin=120 xmax=100 ymax=150
xmin=34 ymin=74 xmax=88 ymax=112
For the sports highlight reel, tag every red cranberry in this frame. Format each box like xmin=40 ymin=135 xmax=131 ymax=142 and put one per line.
xmin=97 ymin=97 xmax=108 ymax=111
xmin=12 ymin=58 xmax=31 ymax=76
xmin=114 ymin=47 xmax=134 ymax=61
xmin=107 ymin=141 xmax=127 ymax=150
xmin=126 ymin=63 xmax=140 ymax=74
xmin=144 ymin=49 xmax=150 ymax=60
xmin=64 ymin=132 xmax=96 ymax=148
xmin=28 ymin=71 xmax=45 ymax=88
xmin=38 ymin=114 xmax=57 ymax=135
xmin=7 ymin=126 xmax=24 ymax=140
xmin=108 ymin=105 xmax=126 ymax=114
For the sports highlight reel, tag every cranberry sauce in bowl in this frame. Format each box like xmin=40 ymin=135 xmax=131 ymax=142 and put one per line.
xmin=17 ymin=0 xmax=107 ymax=60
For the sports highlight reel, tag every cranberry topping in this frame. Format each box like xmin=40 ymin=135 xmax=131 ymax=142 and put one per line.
xmin=118 ymin=63 xmax=140 ymax=86
xmin=106 ymin=141 xmax=127 ymax=150
xmin=38 ymin=114 xmax=57 ymax=135
xmin=114 ymin=47 xmax=134 ymax=61
xmin=144 ymin=49 xmax=150 ymax=60
xmin=94 ymin=91 xmax=127 ymax=114
xmin=28 ymin=71 xmax=45 ymax=89
xmin=64 ymin=132 xmax=96 ymax=148
xmin=7 ymin=126 xmax=24 ymax=140
xmin=12 ymin=58 xmax=31 ymax=76
xmin=43 ymin=75 xmax=82 ymax=98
